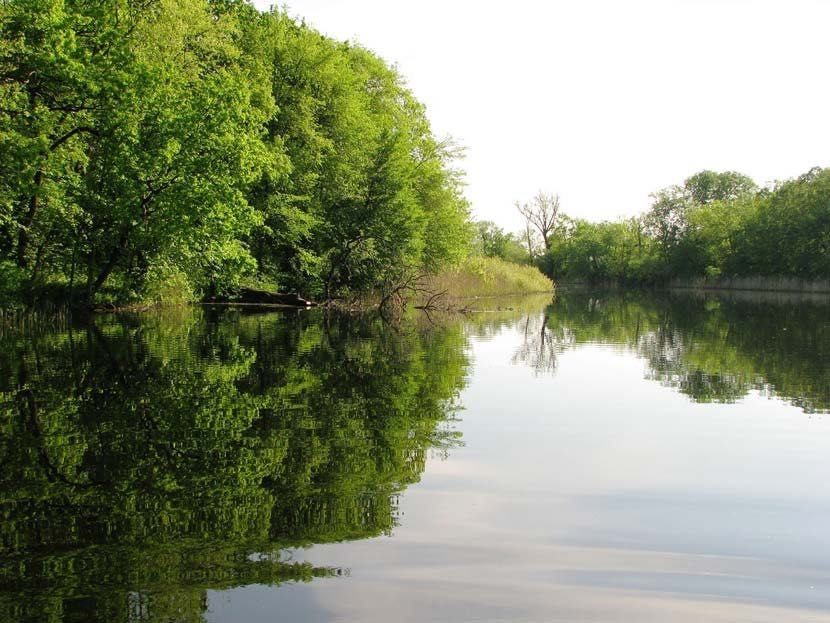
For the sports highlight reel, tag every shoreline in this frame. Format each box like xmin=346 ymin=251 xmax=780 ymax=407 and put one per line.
xmin=556 ymin=279 xmax=830 ymax=296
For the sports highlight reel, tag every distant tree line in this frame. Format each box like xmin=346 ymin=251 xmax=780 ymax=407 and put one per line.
xmin=0 ymin=0 xmax=472 ymax=306
xmin=471 ymin=192 xmax=560 ymax=265
xmin=538 ymin=168 xmax=830 ymax=284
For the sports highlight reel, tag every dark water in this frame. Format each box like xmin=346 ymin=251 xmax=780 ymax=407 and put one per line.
xmin=1 ymin=289 xmax=829 ymax=622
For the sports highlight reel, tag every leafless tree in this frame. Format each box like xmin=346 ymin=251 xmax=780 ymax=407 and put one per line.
xmin=516 ymin=191 xmax=560 ymax=251
xmin=512 ymin=312 xmax=574 ymax=376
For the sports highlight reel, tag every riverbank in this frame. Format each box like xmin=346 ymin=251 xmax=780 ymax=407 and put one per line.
xmin=423 ymin=257 xmax=554 ymax=299
xmin=555 ymin=276 xmax=830 ymax=296
xmin=202 ymin=257 xmax=553 ymax=312
xmin=1 ymin=257 xmax=554 ymax=314
xmin=668 ymin=276 xmax=830 ymax=294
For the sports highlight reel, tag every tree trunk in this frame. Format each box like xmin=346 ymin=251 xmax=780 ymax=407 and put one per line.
xmin=16 ymin=169 xmax=43 ymax=269
xmin=88 ymin=230 xmax=130 ymax=298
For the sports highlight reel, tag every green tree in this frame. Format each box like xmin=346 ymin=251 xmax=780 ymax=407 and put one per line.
xmin=643 ymin=185 xmax=691 ymax=268
xmin=1 ymin=2 xmax=472 ymax=307
xmin=246 ymin=11 xmax=470 ymax=299
xmin=730 ymin=167 xmax=830 ymax=278
xmin=76 ymin=0 xmax=273 ymax=299
xmin=473 ymin=221 xmax=528 ymax=263
xmin=0 ymin=0 xmax=134 ymax=281
xmin=683 ymin=170 xmax=757 ymax=205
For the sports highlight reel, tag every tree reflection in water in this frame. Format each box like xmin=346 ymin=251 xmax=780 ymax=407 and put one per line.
xmin=510 ymin=290 xmax=829 ymax=413
xmin=0 ymin=308 xmax=469 ymax=622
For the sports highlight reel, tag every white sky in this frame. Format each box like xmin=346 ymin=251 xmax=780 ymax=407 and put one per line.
xmin=252 ymin=0 xmax=830 ymax=231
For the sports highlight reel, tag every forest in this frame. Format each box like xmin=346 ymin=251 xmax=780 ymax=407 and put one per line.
xmin=0 ymin=0 xmax=473 ymax=308
xmin=484 ymin=168 xmax=830 ymax=287
xmin=3 ymin=1 xmax=826 ymax=310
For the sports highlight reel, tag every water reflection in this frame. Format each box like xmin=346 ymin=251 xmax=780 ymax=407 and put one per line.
xmin=511 ymin=313 xmax=571 ymax=375
xmin=511 ymin=289 xmax=830 ymax=413
xmin=0 ymin=309 xmax=468 ymax=622
xmin=1 ymin=290 xmax=829 ymax=622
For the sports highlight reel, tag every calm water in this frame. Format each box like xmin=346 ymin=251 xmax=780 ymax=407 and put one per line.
xmin=1 ymin=289 xmax=829 ymax=622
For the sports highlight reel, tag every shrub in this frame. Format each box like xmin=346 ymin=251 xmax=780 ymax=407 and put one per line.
xmin=0 ymin=261 xmax=25 ymax=309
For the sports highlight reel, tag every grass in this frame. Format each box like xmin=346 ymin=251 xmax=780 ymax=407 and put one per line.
xmin=423 ymin=256 xmax=554 ymax=299
xmin=1 ymin=256 xmax=554 ymax=316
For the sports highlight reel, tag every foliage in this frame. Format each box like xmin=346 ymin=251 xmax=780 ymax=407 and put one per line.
xmin=539 ymin=168 xmax=830 ymax=285
xmin=472 ymin=221 xmax=529 ymax=264
xmin=0 ymin=261 xmax=25 ymax=307
xmin=683 ymin=169 xmax=757 ymax=205
xmin=541 ymin=216 xmax=658 ymax=283
xmin=424 ymin=256 xmax=553 ymax=299
xmin=0 ymin=0 xmax=471 ymax=307
xmin=141 ymin=261 xmax=196 ymax=306
xmin=246 ymin=12 xmax=471 ymax=297
xmin=728 ymin=168 xmax=830 ymax=278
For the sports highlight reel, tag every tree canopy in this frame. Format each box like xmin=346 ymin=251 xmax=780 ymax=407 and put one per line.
xmin=538 ymin=168 xmax=830 ymax=284
xmin=0 ymin=0 xmax=472 ymax=306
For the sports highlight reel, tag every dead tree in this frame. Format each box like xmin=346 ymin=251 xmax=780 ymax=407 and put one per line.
xmin=516 ymin=191 xmax=560 ymax=252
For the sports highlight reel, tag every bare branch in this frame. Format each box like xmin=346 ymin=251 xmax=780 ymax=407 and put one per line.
xmin=516 ymin=191 xmax=560 ymax=251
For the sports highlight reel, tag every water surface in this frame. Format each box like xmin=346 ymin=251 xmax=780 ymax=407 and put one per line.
xmin=1 ymin=289 xmax=829 ymax=622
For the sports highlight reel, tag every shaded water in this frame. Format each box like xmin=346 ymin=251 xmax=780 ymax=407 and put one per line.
xmin=1 ymin=289 xmax=829 ymax=622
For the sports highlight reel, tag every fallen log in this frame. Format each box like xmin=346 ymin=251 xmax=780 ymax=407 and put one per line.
xmin=204 ymin=288 xmax=316 ymax=307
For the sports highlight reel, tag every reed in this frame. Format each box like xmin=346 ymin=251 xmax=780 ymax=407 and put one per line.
xmin=424 ymin=256 xmax=554 ymax=299
xmin=0 ymin=307 xmax=74 ymax=336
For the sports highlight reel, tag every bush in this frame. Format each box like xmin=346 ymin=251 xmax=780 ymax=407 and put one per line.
xmin=142 ymin=263 xmax=196 ymax=307
xmin=0 ymin=261 xmax=25 ymax=309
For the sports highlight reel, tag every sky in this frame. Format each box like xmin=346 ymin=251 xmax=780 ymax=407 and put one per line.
xmin=251 ymin=0 xmax=830 ymax=232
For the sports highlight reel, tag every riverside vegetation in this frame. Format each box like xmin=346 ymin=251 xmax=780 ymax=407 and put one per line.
xmin=542 ymin=169 xmax=830 ymax=287
xmin=0 ymin=0 xmax=552 ymax=310
xmin=483 ymin=169 xmax=829 ymax=291
xmin=5 ymin=2 xmax=824 ymax=310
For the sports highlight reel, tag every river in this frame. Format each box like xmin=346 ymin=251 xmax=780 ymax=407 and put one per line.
xmin=1 ymin=288 xmax=828 ymax=622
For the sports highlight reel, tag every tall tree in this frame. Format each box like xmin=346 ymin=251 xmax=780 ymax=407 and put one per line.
xmin=0 ymin=0 xmax=135 ymax=277
xmin=516 ymin=191 xmax=560 ymax=251
xmin=643 ymin=185 xmax=691 ymax=262
xmin=0 ymin=1 xmax=473 ymax=306
xmin=76 ymin=0 xmax=273 ymax=298
xmin=683 ymin=170 xmax=757 ymax=205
